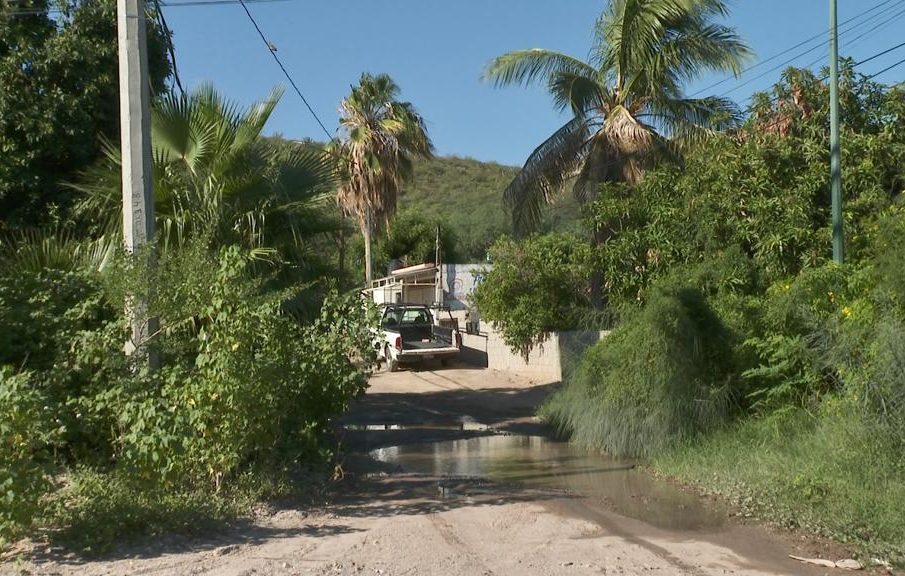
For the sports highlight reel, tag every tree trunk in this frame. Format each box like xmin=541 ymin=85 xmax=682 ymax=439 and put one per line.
xmin=363 ymin=211 xmax=373 ymax=285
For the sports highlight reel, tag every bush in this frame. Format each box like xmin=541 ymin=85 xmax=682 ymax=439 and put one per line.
xmin=0 ymin=369 xmax=60 ymax=543
xmin=0 ymin=236 xmax=377 ymax=548
xmin=95 ymin=243 xmax=376 ymax=489
xmin=542 ymin=283 xmax=736 ymax=457
xmin=473 ymin=233 xmax=592 ymax=358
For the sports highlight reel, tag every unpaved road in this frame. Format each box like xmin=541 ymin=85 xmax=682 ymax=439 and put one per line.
xmin=4 ymin=366 xmax=869 ymax=576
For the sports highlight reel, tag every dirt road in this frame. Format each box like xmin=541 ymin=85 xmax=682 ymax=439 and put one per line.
xmin=7 ymin=366 xmax=865 ymax=576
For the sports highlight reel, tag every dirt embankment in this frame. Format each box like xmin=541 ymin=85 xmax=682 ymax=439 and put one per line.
xmin=5 ymin=366 xmax=874 ymax=576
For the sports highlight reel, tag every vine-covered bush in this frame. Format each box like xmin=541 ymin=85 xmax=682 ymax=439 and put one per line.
xmin=542 ymin=278 xmax=737 ymax=457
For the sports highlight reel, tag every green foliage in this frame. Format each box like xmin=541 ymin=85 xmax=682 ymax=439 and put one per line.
xmin=374 ymin=210 xmax=458 ymax=272
xmin=0 ymin=369 xmax=60 ymax=543
xmin=72 ymin=86 xmax=339 ymax=278
xmin=45 ymin=466 xmax=299 ymax=554
xmin=588 ymin=89 xmax=903 ymax=307
xmin=472 ymin=233 xmax=591 ymax=358
xmin=542 ymin=280 xmax=736 ymax=457
xmin=655 ymin=404 xmax=905 ymax=562
xmin=0 ymin=233 xmax=377 ymax=548
xmin=0 ymin=0 xmax=171 ymax=227
xmin=95 ymin=242 xmax=376 ymax=488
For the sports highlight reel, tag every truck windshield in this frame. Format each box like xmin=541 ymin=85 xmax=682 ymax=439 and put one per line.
xmin=382 ymin=307 xmax=432 ymax=327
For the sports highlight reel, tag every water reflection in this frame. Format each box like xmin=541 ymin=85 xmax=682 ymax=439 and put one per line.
xmin=372 ymin=435 xmax=724 ymax=531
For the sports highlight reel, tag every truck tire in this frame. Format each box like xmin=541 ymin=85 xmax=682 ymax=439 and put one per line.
xmin=385 ymin=346 xmax=399 ymax=372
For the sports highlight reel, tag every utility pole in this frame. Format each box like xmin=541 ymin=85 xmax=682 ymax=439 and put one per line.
xmin=829 ymin=0 xmax=844 ymax=264
xmin=118 ymin=0 xmax=158 ymax=366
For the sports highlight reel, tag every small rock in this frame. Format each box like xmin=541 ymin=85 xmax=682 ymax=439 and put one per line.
xmin=213 ymin=544 xmax=240 ymax=556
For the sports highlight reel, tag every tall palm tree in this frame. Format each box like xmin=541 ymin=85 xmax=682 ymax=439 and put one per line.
xmin=484 ymin=0 xmax=751 ymax=235
xmin=72 ymin=85 xmax=337 ymax=262
xmin=330 ymin=73 xmax=434 ymax=284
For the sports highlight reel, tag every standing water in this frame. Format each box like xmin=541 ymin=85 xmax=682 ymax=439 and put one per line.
xmin=372 ymin=435 xmax=724 ymax=531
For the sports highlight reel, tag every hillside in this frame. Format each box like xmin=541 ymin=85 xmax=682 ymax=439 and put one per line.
xmin=398 ymin=155 xmax=584 ymax=261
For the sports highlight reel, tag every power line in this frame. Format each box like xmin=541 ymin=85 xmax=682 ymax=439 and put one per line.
xmin=865 ymin=54 xmax=905 ymax=79
xmin=153 ymin=0 xmax=185 ymax=95
xmin=235 ymin=0 xmax=335 ymax=142
xmin=716 ymin=0 xmax=905 ymax=100
xmin=842 ymin=4 xmax=905 ymax=52
xmin=791 ymin=6 xmax=905 ymax=84
xmin=690 ymin=0 xmax=902 ymax=97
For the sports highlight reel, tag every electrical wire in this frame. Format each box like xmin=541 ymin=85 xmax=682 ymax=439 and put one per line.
xmin=153 ymin=0 xmax=185 ymax=95
xmin=716 ymin=0 xmax=905 ymax=99
xmin=235 ymin=0 xmax=335 ymax=142
xmin=865 ymin=54 xmax=905 ymax=79
xmin=689 ymin=0 xmax=903 ymax=97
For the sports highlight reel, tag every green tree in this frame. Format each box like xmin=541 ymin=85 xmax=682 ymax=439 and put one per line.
xmin=331 ymin=73 xmax=434 ymax=284
xmin=0 ymin=0 xmax=171 ymax=228
xmin=472 ymin=233 xmax=592 ymax=358
xmin=483 ymin=0 xmax=750 ymax=237
xmin=374 ymin=210 xmax=458 ymax=273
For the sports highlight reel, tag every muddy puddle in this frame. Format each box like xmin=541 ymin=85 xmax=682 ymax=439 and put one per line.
xmin=372 ymin=434 xmax=725 ymax=531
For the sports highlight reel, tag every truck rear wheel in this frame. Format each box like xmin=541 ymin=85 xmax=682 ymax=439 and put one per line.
xmin=385 ymin=346 xmax=399 ymax=372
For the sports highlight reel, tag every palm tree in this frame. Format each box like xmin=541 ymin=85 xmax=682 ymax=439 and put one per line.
xmin=330 ymin=73 xmax=434 ymax=284
xmin=484 ymin=0 xmax=751 ymax=235
xmin=72 ymin=85 xmax=337 ymax=263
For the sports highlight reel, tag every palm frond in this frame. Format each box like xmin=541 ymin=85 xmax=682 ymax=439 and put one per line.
xmin=505 ymin=117 xmax=593 ymax=235
xmin=0 ymin=229 xmax=116 ymax=274
xmin=641 ymin=95 xmax=742 ymax=147
xmin=549 ymin=71 xmax=608 ymax=116
xmin=483 ymin=49 xmax=599 ymax=89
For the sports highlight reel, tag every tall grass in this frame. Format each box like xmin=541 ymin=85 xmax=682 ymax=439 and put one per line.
xmin=654 ymin=404 xmax=905 ymax=562
xmin=541 ymin=286 xmax=736 ymax=457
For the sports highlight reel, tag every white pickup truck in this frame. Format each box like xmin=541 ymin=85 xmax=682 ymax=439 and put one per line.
xmin=377 ymin=304 xmax=462 ymax=371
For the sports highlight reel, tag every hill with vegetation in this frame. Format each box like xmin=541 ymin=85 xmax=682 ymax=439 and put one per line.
xmin=397 ymin=155 xmax=583 ymax=261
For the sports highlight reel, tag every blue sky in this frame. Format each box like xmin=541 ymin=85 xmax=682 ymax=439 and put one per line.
xmin=164 ymin=0 xmax=905 ymax=166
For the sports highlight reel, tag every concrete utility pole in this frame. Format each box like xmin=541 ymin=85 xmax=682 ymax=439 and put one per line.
xmin=829 ymin=0 xmax=844 ymax=264
xmin=118 ymin=0 xmax=158 ymax=366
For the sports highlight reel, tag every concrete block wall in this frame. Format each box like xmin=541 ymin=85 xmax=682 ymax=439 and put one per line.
xmin=459 ymin=326 xmax=562 ymax=383
xmin=458 ymin=325 xmax=608 ymax=384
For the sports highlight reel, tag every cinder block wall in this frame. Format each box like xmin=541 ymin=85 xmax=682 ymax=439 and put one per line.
xmin=459 ymin=325 xmax=607 ymax=384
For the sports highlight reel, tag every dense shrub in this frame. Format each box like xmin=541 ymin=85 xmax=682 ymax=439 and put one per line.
xmin=542 ymin=281 xmax=736 ymax=457
xmin=373 ymin=210 xmax=458 ymax=272
xmin=94 ymin=243 xmax=376 ymax=488
xmin=0 ymin=238 xmax=377 ymax=545
xmin=0 ymin=369 xmax=60 ymax=543
xmin=472 ymin=233 xmax=592 ymax=358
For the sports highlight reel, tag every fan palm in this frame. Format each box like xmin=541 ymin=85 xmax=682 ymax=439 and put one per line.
xmin=72 ymin=85 xmax=337 ymax=264
xmin=330 ymin=73 xmax=433 ymax=284
xmin=484 ymin=0 xmax=751 ymax=234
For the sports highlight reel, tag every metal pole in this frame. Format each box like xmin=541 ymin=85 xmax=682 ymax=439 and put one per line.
xmin=118 ymin=0 xmax=159 ymax=366
xmin=829 ymin=0 xmax=844 ymax=264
